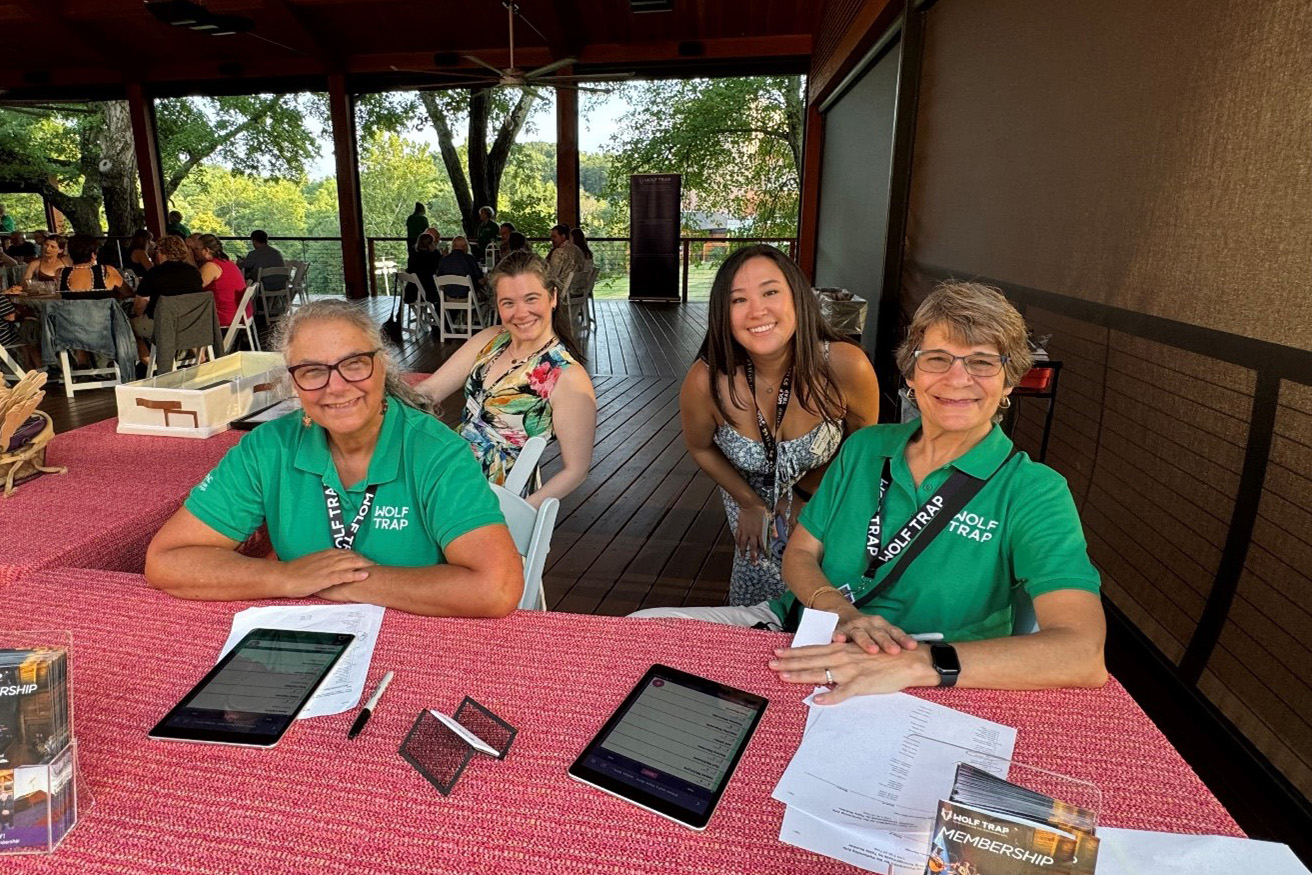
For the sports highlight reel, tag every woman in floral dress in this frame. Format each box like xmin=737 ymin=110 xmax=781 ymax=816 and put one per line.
xmin=417 ymin=250 xmax=596 ymax=508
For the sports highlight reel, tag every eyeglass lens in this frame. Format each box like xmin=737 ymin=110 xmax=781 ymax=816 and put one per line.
xmin=290 ymin=353 xmax=376 ymax=390
xmin=916 ymin=350 xmax=1005 ymax=376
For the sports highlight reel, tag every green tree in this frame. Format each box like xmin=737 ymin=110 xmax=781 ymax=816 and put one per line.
xmin=604 ymin=76 xmax=805 ymax=236
xmin=357 ymin=131 xmax=447 ymax=238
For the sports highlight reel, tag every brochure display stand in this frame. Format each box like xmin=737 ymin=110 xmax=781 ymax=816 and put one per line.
xmin=1 ymin=630 xmax=89 ymax=855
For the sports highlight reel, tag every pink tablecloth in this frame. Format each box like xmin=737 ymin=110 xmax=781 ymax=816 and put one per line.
xmin=3 ymin=567 xmax=1240 ymax=874
xmin=0 ymin=419 xmax=244 ymax=585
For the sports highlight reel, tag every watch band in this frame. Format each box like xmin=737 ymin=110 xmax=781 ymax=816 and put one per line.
xmin=930 ymin=643 xmax=960 ymax=688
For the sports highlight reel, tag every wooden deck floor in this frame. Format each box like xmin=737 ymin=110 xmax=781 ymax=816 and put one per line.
xmin=36 ymin=299 xmax=731 ymax=614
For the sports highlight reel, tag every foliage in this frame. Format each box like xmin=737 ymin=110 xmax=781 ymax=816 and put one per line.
xmin=604 ymin=76 xmax=804 ymax=237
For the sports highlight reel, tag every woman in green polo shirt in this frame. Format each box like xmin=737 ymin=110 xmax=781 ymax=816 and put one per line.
xmin=145 ymin=300 xmax=524 ymax=617
xmin=766 ymin=282 xmax=1107 ymax=700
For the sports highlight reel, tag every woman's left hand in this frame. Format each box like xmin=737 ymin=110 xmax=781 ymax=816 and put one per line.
xmin=769 ymin=642 xmax=936 ymax=703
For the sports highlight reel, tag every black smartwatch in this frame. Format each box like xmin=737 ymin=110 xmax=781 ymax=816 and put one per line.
xmin=930 ymin=643 xmax=960 ymax=688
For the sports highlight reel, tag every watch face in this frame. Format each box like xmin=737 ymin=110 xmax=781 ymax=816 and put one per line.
xmin=931 ymin=644 xmax=961 ymax=674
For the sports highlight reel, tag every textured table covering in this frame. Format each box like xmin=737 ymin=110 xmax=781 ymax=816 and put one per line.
xmin=0 ymin=417 xmax=243 ymax=585
xmin=4 ymin=567 xmax=1240 ymax=874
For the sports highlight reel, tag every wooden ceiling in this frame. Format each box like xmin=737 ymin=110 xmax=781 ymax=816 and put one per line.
xmin=0 ymin=0 xmax=819 ymax=98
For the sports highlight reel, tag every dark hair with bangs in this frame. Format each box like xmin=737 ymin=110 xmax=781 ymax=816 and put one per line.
xmin=699 ymin=244 xmax=850 ymax=425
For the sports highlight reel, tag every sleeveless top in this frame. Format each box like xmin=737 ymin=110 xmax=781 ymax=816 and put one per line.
xmin=204 ymin=258 xmax=248 ymax=326
xmin=710 ymin=341 xmax=845 ymax=604
xmin=459 ymin=331 xmax=580 ymax=486
xmin=58 ymin=265 xmax=107 ymax=291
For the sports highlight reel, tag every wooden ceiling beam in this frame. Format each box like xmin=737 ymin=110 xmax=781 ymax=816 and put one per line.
xmin=9 ymin=0 xmax=119 ymax=69
xmin=254 ymin=0 xmax=338 ymax=70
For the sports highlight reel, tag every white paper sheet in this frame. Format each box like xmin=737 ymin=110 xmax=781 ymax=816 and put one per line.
xmin=779 ymin=805 xmax=932 ymax=875
xmin=1096 ymin=828 xmax=1311 ymax=875
xmin=792 ymin=608 xmax=839 ymax=648
xmin=773 ymin=692 xmax=1016 ymax=832
xmin=219 ymin=603 xmax=386 ymax=719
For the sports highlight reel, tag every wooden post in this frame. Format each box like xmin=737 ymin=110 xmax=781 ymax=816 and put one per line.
xmin=126 ymin=82 xmax=167 ymax=240
xmin=327 ymin=73 xmax=369 ymax=300
xmin=796 ymin=99 xmax=825 ymax=280
xmin=555 ymin=83 xmax=581 ymax=229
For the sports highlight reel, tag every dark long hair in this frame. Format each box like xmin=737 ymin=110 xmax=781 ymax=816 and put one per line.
xmin=701 ymin=244 xmax=848 ymax=425
xmin=486 ymin=249 xmax=586 ymax=364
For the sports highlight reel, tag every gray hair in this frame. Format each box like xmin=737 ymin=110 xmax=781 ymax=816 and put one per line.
xmin=272 ymin=299 xmax=436 ymax=415
xmin=895 ymin=281 xmax=1033 ymax=388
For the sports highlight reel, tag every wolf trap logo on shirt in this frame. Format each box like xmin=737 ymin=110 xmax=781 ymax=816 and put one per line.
xmin=949 ymin=511 xmax=1000 ymax=542
xmin=372 ymin=505 xmax=411 ymax=531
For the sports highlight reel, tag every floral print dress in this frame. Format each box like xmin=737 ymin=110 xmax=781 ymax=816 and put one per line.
xmin=460 ymin=331 xmax=579 ymax=486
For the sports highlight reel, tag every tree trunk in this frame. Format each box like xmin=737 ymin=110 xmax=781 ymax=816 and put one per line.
xmin=98 ymin=101 xmax=142 ymax=235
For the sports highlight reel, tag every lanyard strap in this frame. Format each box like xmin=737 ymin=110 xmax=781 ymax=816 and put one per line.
xmin=744 ymin=359 xmax=793 ymax=474
xmin=863 ymin=458 xmax=975 ymax=579
xmin=324 ymin=483 xmax=378 ymax=550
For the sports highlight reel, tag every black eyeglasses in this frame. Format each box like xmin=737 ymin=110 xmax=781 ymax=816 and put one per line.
xmin=913 ymin=349 xmax=1008 ymax=377
xmin=287 ymin=350 xmax=381 ymax=391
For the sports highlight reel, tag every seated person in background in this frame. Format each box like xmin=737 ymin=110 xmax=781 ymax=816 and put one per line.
xmin=415 ymin=250 xmax=596 ymax=508
xmin=1 ymin=294 xmax=42 ymax=371
xmin=58 ymin=235 xmax=125 ymax=298
xmin=502 ymin=231 xmax=531 ymax=260
xmin=403 ymin=233 xmax=442 ymax=303
xmin=570 ymin=228 xmax=594 ymax=270
xmin=5 ymin=232 xmax=37 ymax=262
xmin=196 ymin=234 xmax=249 ymax=327
xmin=436 ymin=235 xmax=485 ymax=299
xmin=545 ymin=223 xmax=586 ymax=292
xmin=760 ymin=283 xmax=1105 ymax=700
xmin=146 ymin=300 xmax=523 ymax=617
xmin=130 ymin=235 xmax=204 ymax=363
xmin=123 ymin=228 xmax=154 ymax=281
xmin=239 ymin=229 xmax=286 ymax=290
xmin=498 ymin=221 xmax=515 ymax=250
xmin=0 ymin=250 xmax=15 ymax=269
xmin=630 ymin=244 xmax=880 ymax=606
xmin=23 ymin=236 xmax=68 ymax=285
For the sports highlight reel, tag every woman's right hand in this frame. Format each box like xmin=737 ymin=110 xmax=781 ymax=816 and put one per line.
xmin=735 ymin=502 xmax=770 ymax=563
xmin=279 ymin=549 xmax=374 ymax=598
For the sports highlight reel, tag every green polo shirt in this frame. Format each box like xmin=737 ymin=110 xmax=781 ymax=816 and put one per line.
xmin=769 ymin=421 xmax=1100 ymax=640
xmin=185 ymin=397 xmax=505 ymax=565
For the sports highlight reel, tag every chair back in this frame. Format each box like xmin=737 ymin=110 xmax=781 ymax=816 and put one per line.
xmin=285 ymin=260 xmax=310 ymax=305
xmin=223 ymin=284 xmax=261 ymax=353
xmin=435 ymin=274 xmax=478 ymax=341
xmin=151 ymin=292 xmax=221 ymax=374
xmin=1012 ymin=587 xmax=1040 ymax=635
xmin=491 ymin=484 xmax=558 ymax=611
xmin=502 ymin=435 xmax=548 ymax=498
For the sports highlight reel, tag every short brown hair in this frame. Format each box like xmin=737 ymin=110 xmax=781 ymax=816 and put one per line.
xmin=895 ymin=281 xmax=1033 ymax=387
xmin=156 ymin=235 xmax=190 ymax=262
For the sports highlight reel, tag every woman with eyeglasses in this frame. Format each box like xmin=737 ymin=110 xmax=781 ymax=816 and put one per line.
xmin=145 ymin=300 xmax=524 ymax=617
xmin=765 ymin=282 xmax=1107 ymax=699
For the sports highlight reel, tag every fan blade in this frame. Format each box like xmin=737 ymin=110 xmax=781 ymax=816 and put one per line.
xmin=541 ymin=82 xmax=617 ymax=94
xmin=527 ymin=72 xmax=636 ymax=82
xmin=524 ymin=56 xmax=578 ymax=79
xmin=463 ymin=54 xmax=506 ymax=75
xmin=389 ymin=67 xmax=499 ymax=83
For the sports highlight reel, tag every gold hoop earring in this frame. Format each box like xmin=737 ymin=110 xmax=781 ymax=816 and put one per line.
xmin=998 ymin=395 xmax=1012 ymax=409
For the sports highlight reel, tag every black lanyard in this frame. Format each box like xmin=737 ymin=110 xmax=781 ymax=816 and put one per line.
xmin=744 ymin=359 xmax=793 ymax=474
xmin=863 ymin=458 xmax=975 ymax=579
xmin=324 ymin=483 xmax=378 ymax=550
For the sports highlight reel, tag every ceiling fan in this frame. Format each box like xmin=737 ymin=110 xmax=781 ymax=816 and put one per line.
xmin=393 ymin=1 xmax=634 ymax=94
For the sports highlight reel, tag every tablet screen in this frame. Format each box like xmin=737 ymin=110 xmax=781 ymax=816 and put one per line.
xmin=149 ymin=628 xmax=354 ymax=748
xmin=568 ymin=664 xmax=767 ymax=830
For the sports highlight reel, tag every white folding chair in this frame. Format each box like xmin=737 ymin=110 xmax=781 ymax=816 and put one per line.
xmin=0 ymin=342 xmax=28 ymax=384
xmin=1012 ymin=587 xmax=1040 ymax=635
xmin=502 ymin=435 xmax=548 ymax=498
xmin=562 ymin=269 xmax=591 ymax=329
xmin=395 ymin=272 xmax=438 ymax=336
xmin=285 ymin=259 xmax=310 ymax=305
xmin=491 ymin=483 xmax=559 ymax=612
xmin=146 ymin=343 xmax=215 ymax=377
xmin=583 ymin=265 xmax=599 ymax=327
xmin=255 ymin=266 xmax=294 ymax=325
xmin=435 ymin=274 xmax=479 ymax=342
xmin=223 ymin=284 xmax=261 ymax=353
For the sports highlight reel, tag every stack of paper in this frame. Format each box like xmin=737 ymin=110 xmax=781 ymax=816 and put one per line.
xmin=773 ymin=609 xmax=1018 ymax=874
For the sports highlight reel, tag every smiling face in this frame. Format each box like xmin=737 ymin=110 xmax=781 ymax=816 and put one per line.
xmin=727 ymin=256 xmax=797 ymax=362
xmin=907 ymin=323 xmax=1012 ymax=439
xmin=287 ymin=319 xmax=386 ymax=440
xmin=496 ymin=272 xmax=556 ymax=347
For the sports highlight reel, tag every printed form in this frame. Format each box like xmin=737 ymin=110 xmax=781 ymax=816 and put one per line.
xmin=773 ymin=692 xmax=1017 ymax=874
xmin=219 ymin=603 xmax=386 ymax=718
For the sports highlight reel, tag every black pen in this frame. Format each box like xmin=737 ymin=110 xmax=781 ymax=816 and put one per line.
xmin=348 ymin=671 xmax=394 ymax=739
